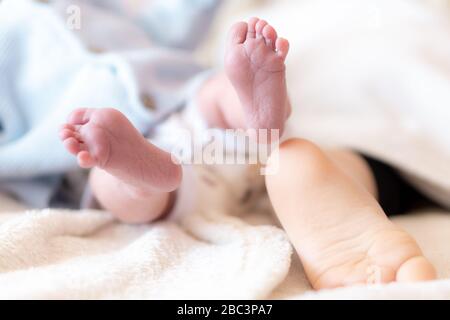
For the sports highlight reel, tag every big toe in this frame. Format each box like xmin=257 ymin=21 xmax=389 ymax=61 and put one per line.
xmin=396 ymin=256 xmax=437 ymax=283
xmin=228 ymin=21 xmax=248 ymax=46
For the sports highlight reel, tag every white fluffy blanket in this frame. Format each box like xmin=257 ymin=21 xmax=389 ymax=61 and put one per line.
xmin=1 ymin=0 xmax=450 ymax=299
xmin=0 ymin=165 xmax=292 ymax=299
xmin=1 ymin=187 xmax=450 ymax=299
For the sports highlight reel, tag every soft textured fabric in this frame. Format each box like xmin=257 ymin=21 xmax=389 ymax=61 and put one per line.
xmin=0 ymin=0 xmax=208 ymax=207
xmin=55 ymin=0 xmax=222 ymax=50
xmin=0 ymin=165 xmax=292 ymax=300
xmin=1 ymin=181 xmax=450 ymax=299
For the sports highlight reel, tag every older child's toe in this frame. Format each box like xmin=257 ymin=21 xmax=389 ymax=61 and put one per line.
xmin=396 ymin=256 xmax=437 ymax=283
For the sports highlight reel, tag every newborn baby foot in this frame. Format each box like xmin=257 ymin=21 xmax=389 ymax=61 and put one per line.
xmin=225 ymin=17 xmax=291 ymax=136
xmin=60 ymin=108 xmax=181 ymax=193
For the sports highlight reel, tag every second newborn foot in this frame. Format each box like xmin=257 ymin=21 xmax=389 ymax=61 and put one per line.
xmin=60 ymin=108 xmax=182 ymax=193
xmin=225 ymin=17 xmax=291 ymax=136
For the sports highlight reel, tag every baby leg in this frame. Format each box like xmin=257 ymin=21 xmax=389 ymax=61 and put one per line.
xmin=60 ymin=108 xmax=182 ymax=224
xmin=196 ymin=18 xmax=291 ymax=135
xmin=88 ymin=168 xmax=174 ymax=224
xmin=266 ymin=139 xmax=436 ymax=289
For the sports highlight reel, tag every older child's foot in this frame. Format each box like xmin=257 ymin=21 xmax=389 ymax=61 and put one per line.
xmin=60 ymin=108 xmax=182 ymax=193
xmin=225 ymin=18 xmax=291 ymax=136
xmin=266 ymin=139 xmax=437 ymax=289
